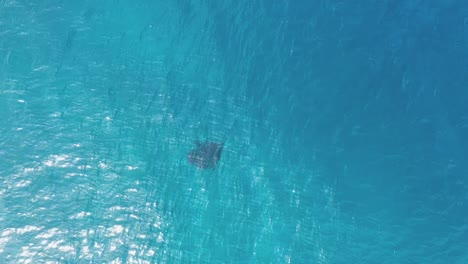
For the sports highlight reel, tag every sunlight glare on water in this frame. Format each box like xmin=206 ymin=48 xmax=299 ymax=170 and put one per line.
xmin=1 ymin=0 xmax=468 ymax=263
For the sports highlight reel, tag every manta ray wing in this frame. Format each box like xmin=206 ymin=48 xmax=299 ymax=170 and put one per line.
xmin=188 ymin=141 xmax=224 ymax=169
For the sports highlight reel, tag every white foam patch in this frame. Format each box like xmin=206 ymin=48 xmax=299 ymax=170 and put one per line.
xmin=36 ymin=228 xmax=61 ymax=239
xmin=69 ymin=211 xmax=91 ymax=219
xmin=109 ymin=206 xmax=125 ymax=211
xmin=15 ymin=180 xmax=32 ymax=188
xmin=33 ymin=65 xmax=48 ymax=72
xmin=23 ymin=167 xmax=37 ymax=173
xmin=60 ymin=245 xmax=74 ymax=253
xmin=0 ymin=235 xmax=11 ymax=246
xmin=107 ymin=225 xmax=125 ymax=236
xmin=19 ymin=246 xmax=33 ymax=258
xmin=16 ymin=225 xmax=42 ymax=234
xmin=2 ymin=226 xmax=42 ymax=236
xmin=2 ymin=229 xmax=14 ymax=237
xmin=129 ymin=214 xmax=139 ymax=220
xmin=43 ymin=154 xmax=71 ymax=168
xmin=109 ymin=243 xmax=118 ymax=251
xmin=99 ymin=161 xmax=108 ymax=169
xmin=45 ymin=239 xmax=64 ymax=249
xmin=157 ymin=232 xmax=164 ymax=243
xmin=126 ymin=165 xmax=138 ymax=170
xmin=64 ymin=172 xmax=85 ymax=178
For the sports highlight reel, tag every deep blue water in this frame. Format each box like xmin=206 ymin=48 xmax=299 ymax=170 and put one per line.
xmin=1 ymin=0 xmax=467 ymax=263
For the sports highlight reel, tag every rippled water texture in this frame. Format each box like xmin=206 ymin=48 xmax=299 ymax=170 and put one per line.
xmin=1 ymin=1 xmax=468 ymax=263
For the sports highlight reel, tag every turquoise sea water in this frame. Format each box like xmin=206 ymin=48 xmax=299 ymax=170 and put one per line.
xmin=1 ymin=1 xmax=468 ymax=263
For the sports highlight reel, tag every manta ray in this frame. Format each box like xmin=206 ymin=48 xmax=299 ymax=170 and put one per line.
xmin=187 ymin=141 xmax=224 ymax=169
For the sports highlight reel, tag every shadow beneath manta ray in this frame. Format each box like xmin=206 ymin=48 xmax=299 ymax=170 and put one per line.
xmin=187 ymin=141 xmax=224 ymax=169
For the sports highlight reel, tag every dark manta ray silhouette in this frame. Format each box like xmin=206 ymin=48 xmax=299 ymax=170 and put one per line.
xmin=187 ymin=141 xmax=224 ymax=169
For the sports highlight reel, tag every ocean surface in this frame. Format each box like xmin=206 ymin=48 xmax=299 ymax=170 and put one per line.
xmin=1 ymin=0 xmax=467 ymax=263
